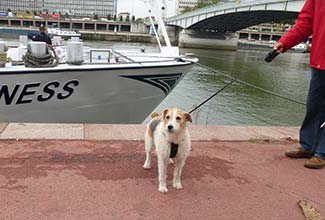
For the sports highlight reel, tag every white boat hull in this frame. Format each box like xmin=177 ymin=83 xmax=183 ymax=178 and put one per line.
xmin=0 ymin=62 xmax=193 ymax=124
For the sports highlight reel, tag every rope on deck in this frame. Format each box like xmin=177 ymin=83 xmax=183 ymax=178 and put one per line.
xmin=0 ymin=52 xmax=7 ymax=67
xmin=22 ymin=45 xmax=59 ymax=68
xmin=0 ymin=45 xmax=8 ymax=67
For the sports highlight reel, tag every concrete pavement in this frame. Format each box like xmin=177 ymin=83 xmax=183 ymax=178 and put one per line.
xmin=0 ymin=123 xmax=299 ymax=141
xmin=0 ymin=123 xmax=324 ymax=220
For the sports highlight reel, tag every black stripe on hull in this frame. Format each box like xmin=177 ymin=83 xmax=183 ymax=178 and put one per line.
xmin=120 ymin=73 xmax=183 ymax=95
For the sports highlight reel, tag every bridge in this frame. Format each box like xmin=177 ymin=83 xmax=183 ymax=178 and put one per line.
xmin=166 ymin=0 xmax=305 ymax=32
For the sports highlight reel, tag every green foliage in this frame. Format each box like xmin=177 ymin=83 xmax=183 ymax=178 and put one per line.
xmin=196 ymin=0 xmax=219 ymax=8
xmin=107 ymin=14 xmax=112 ymax=20
xmin=181 ymin=0 xmax=220 ymax=14
xmin=182 ymin=7 xmax=193 ymax=13
xmin=277 ymin=18 xmax=296 ymax=25
xmin=94 ymin=14 xmax=98 ymax=20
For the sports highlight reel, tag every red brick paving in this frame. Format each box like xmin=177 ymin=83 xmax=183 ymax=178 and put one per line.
xmin=0 ymin=140 xmax=324 ymax=220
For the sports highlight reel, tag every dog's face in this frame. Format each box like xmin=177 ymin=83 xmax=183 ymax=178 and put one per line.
xmin=162 ymin=108 xmax=192 ymax=133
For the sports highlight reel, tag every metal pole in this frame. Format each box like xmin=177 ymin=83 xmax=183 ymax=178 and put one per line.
xmin=144 ymin=1 xmax=162 ymax=51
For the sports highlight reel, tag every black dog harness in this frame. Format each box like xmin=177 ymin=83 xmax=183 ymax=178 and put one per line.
xmin=169 ymin=143 xmax=179 ymax=158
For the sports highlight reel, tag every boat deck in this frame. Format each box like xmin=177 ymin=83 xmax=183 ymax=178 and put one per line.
xmin=0 ymin=124 xmax=324 ymax=220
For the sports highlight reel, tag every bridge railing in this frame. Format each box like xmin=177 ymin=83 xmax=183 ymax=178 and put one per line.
xmin=166 ymin=0 xmax=303 ymax=22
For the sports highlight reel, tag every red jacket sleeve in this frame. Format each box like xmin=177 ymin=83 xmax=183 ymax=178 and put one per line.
xmin=279 ymin=0 xmax=314 ymax=51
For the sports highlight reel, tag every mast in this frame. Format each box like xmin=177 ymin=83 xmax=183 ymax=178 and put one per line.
xmin=144 ymin=1 xmax=162 ymax=50
xmin=142 ymin=0 xmax=172 ymax=50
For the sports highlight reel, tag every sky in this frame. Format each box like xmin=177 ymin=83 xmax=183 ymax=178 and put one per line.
xmin=117 ymin=0 xmax=147 ymax=18
xmin=117 ymin=0 xmax=177 ymax=18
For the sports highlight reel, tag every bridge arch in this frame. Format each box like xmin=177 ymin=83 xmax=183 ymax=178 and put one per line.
xmin=187 ymin=10 xmax=298 ymax=32
xmin=166 ymin=0 xmax=305 ymax=32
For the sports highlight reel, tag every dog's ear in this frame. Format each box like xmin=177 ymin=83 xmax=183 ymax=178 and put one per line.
xmin=163 ymin=109 xmax=169 ymax=119
xmin=151 ymin=112 xmax=160 ymax=118
xmin=184 ymin=113 xmax=192 ymax=123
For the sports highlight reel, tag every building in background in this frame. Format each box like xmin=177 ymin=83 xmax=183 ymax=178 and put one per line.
xmin=178 ymin=0 xmax=199 ymax=13
xmin=0 ymin=0 xmax=117 ymax=17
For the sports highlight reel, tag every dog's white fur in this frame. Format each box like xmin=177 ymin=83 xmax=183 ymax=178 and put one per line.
xmin=143 ymin=108 xmax=192 ymax=193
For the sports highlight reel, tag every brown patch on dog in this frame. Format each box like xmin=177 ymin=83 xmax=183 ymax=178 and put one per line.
xmin=184 ymin=112 xmax=192 ymax=123
xmin=147 ymin=118 xmax=160 ymax=138
xmin=163 ymin=108 xmax=172 ymax=126
xmin=147 ymin=127 xmax=153 ymax=138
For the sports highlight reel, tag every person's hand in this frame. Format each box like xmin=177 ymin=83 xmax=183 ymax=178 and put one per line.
xmin=274 ymin=42 xmax=285 ymax=53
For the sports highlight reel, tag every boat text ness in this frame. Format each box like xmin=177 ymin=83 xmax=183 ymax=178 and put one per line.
xmin=0 ymin=80 xmax=79 ymax=105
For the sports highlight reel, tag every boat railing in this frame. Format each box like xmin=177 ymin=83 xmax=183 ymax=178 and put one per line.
xmin=5 ymin=44 xmax=193 ymax=67
xmin=88 ymin=48 xmax=177 ymax=64
xmin=88 ymin=48 xmax=136 ymax=64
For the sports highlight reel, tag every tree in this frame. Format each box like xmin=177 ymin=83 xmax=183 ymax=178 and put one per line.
xmin=107 ymin=14 xmax=111 ymax=20
xmin=94 ymin=14 xmax=98 ymax=20
xmin=181 ymin=0 xmax=220 ymax=14
xmin=277 ymin=18 xmax=296 ymax=25
xmin=181 ymin=6 xmax=192 ymax=13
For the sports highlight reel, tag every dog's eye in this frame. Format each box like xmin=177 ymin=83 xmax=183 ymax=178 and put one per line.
xmin=166 ymin=115 xmax=170 ymax=119
xmin=176 ymin=116 xmax=181 ymax=121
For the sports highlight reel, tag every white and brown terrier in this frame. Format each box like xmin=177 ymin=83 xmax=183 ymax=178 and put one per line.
xmin=143 ymin=108 xmax=192 ymax=193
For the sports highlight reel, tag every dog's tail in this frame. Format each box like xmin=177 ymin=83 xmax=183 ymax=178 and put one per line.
xmin=151 ymin=112 xmax=160 ymax=118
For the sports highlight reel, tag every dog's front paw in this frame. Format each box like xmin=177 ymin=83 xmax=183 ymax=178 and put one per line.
xmin=173 ymin=181 xmax=183 ymax=190
xmin=143 ymin=162 xmax=151 ymax=169
xmin=158 ymin=186 xmax=168 ymax=193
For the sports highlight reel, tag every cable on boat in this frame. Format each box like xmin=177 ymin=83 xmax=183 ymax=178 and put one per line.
xmin=195 ymin=62 xmax=306 ymax=106
xmin=22 ymin=45 xmax=59 ymax=68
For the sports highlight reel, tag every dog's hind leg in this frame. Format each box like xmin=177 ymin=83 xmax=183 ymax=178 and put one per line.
xmin=143 ymin=132 xmax=154 ymax=169
xmin=173 ymin=159 xmax=185 ymax=189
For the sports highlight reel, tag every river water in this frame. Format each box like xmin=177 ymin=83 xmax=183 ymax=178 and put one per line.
xmin=1 ymin=37 xmax=310 ymax=125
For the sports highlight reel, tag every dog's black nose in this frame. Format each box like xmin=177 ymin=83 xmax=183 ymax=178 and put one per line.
xmin=167 ymin=125 xmax=173 ymax=130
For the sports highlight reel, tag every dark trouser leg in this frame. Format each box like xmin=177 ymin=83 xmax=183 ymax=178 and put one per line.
xmin=299 ymin=68 xmax=325 ymax=156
